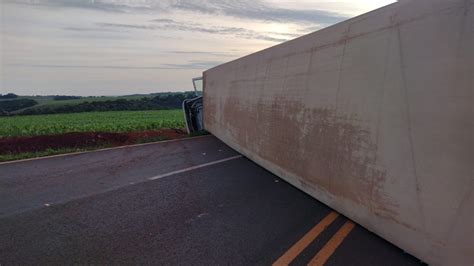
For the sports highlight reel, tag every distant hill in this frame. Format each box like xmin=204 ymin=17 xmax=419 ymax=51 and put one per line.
xmin=0 ymin=91 xmax=198 ymax=116
xmin=0 ymin=99 xmax=38 ymax=115
xmin=0 ymin=93 xmax=19 ymax=99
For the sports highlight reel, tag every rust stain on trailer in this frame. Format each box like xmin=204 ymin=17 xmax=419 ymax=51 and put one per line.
xmin=219 ymin=94 xmax=398 ymax=221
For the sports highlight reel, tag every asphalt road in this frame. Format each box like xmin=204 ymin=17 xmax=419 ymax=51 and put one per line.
xmin=0 ymin=135 xmax=424 ymax=265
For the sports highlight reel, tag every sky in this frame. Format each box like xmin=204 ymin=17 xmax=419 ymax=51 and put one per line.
xmin=0 ymin=0 xmax=395 ymax=96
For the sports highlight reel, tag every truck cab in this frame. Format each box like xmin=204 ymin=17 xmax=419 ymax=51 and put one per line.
xmin=183 ymin=77 xmax=203 ymax=133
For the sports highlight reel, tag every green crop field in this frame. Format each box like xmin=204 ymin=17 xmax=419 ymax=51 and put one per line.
xmin=0 ymin=110 xmax=185 ymax=137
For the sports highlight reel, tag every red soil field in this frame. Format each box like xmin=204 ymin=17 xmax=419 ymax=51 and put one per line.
xmin=0 ymin=129 xmax=188 ymax=154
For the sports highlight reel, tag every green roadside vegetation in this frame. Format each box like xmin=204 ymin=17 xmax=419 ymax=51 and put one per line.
xmin=0 ymin=130 xmax=209 ymax=163
xmin=0 ymin=110 xmax=185 ymax=137
xmin=0 ymin=92 xmax=208 ymax=162
xmin=0 ymin=146 xmax=114 ymax=162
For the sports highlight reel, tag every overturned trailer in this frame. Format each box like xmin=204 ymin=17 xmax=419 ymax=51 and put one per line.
xmin=191 ymin=0 xmax=473 ymax=265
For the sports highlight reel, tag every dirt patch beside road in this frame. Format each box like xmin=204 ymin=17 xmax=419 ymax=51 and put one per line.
xmin=0 ymin=129 xmax=187 ymax=154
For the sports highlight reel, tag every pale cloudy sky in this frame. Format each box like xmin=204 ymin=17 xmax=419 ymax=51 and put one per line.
xmin=0 ymin=0 xmax=395 ymax=96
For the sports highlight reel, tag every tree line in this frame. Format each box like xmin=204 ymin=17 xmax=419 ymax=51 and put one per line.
xmin=0 ymin=99 xmax=38 ymax=115
xmin=0 ymin=93 xmax=18 ymax=99
xmin=0 ymin=92 xmax=198 ymax=116
xmin=53 ymin=96 xmax=82 ymax=101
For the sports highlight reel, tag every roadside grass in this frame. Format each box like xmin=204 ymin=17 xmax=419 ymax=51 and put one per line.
xmin=0 ymin=130 xmax=210 ymax=162
xmin=0 ymin=108 xmax=211 ymax=162
xmin=0 ymin=147 xmax=112 ymax=162
xmin=0 ymin=110 xmax=185 ymax=137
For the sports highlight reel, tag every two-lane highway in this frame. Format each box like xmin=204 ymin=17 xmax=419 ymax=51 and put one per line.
xmin=0 ymin=135 xmax=423 ymax=265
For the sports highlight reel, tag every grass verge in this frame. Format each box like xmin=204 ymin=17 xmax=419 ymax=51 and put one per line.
xmin=0 ymin=146 xmax=111 ymax=162
xmin=0 ymin=130 xmax=210 ymax=162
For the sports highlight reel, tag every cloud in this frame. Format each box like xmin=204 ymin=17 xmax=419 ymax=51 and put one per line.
xmin=170 ymin=0 xmax=345 ymax=24
xmin=62 ymin=27 xmax=125 ymax=33
xmin=150 ymin=18 xmax=175 ymax=23
xmin=97 ymin=20 xmax=289 ymax=42
xmin=7 ymin=61 xmax=223 ymax=70
xmin=7 ymin=0 xmax=347 ymax=24
xmin=6 ymin=0 xmax=137 ymax=12
xmin=168 ymin=51 xmax=238 ymax=57
xmin=161 ymin=60 xmax=222 ymax=69
xmin=299 ymin=25 xmax=325 ymax=33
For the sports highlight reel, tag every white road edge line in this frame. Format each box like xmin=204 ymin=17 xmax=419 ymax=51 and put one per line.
xmin=148 ymin=155 xmax=243 ymax=181
xmin=0 ymin=135 xmax=212 ymax=166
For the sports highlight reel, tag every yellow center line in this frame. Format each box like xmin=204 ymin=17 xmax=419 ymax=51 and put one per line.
xmin=307 ymin=220 xmax=355 ymax=266
xmin=272 ymin=211 xmax=339 ymax=266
